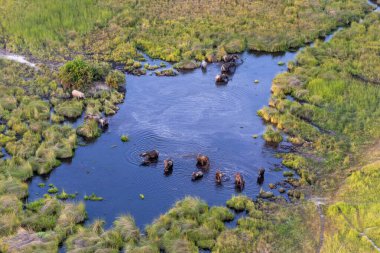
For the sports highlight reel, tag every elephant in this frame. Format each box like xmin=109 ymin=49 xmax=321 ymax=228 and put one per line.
xmin=98 ymin=117 xmax=109 ymax=128
xmin=85 ymin=114 xmax=109 ymax=129
xmin=164 ymin=159 xmax=173 ymax=174
xmin=192 ymin=171 xmax=204 ymax=181
xmin=215 ymin=73 xmax=229 ymax=83
xmin=223 ymin=54 xmax=239 ymax=63
xmin=221 ymin=62 xmax=236 ymax=74
xmin=257 ymin=168 xmax=265 ymax=185
xmin=196 ymin=154 xmax=210 ymax=169
xmin=235 ymin=172 xmax=245 ymax=190
xmin=72 ymin=90 xmax=85 ymax=99
xmin=140 ymin=150 xmax=159 ymax=165
xmin=201 ymin=60 xmax=208 ymax=69
xmin=215 ymin=170 xmax=223 ymax=184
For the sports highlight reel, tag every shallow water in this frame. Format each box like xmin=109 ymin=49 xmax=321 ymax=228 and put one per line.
xmin=28 ymin=50 xmax=299 ymax=228
xmin=0 ymin=49 xmax=37 ymax=68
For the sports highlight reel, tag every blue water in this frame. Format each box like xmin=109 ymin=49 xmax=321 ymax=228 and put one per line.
xmin=28 ymin=50 xmax=299 ymax=229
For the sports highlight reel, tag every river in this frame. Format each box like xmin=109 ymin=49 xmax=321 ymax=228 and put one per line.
xmin=12 ymin=0 xmax=380 ymax=232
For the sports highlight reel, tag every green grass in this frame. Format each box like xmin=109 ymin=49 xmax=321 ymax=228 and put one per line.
xmin=0 ymin=0 xmax=372 ymax=62
xmin=322 ymin=161 xmax=380 ymax=252
xmin=259 ymin=13 xmax=380 ymax=190
xmin=121 ymin=135 xmax=129 ymax=142
xmin=0 ymin=0 xmax=114 ymax=59
xmin=84 ymin=193 xmax=103 ymax=201
xmin=263 ymin=126 xmax=283 ymax=144
xmin=76 ymin=119 xmax=101 ymax=139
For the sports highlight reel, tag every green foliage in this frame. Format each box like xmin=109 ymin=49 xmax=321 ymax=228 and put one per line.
xmin=260 ymin=13 xmax=380 ymax=189
xmin=77 ymin=119 xmax=101 ymax=139
xmin=323 ymin=161 xmax=380 ymax=252
xmin=105 ymin=70 xmax=126 ymax=89
xmin=173 ymin=60 xmax=200 ymax=70
xmin=0 ymin=0 xmax=113 ymax=59
xmin=121 ymin=135 xmax=129 ymax=142
xmin=263 ymin=126 xmax=283 ymax=144
xmin=59 ymin=58 xmax=95 ymax=90
xmin=226 ymin=195 xmax=252 ymax=212
xmin=54 ymin=99 xmax=83 ymax=118
xmin=84 ymin=193 xmax=103 ymax=201
xmin=155 ymin=69 xmax=178 ymax=76
xmin=56 ymin=190 xmax=76 ymax=200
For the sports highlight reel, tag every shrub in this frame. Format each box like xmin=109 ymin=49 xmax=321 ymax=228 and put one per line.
xmin=113 ymin=215 xmax=140 ymax=243
xmin=263 ymin=126 xmax=283 ymax=144
xmin=226 ymin=195 xmax=251 ymax=212
xmin=105 ymin=70 xmax=126 ymax=89
xmin=54 ymin=100 xmax=84 ymax=118
xmin=59 ymin=58 xmax=94 ymax=90
xmin=77 ymin=119 xmax=101 ymax=139
xmin=121 ymin=135 xmax=129 ymax=142
xmin=213 ymin=229 xmax=255 ymax=253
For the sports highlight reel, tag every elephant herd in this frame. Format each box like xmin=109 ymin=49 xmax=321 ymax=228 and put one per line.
xmin=139 ymin=150 xmax=265 ymax=191
xmin=209 ymin=54 xmax=243 ymax=84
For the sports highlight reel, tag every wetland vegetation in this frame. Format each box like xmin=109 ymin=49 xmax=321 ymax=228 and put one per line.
xmin=0 ymin=0 xmax=379 ymax=252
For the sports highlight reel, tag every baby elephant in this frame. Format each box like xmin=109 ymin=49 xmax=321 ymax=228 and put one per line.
xmin=215 ymin=170 xmax=223 ymax=184
xmin=257 ymin=168 xmax=265 ymax=185
xmin=140 ymin=150 xmax=159 ymax=165
xmin=192 ymin=171 xmax=204 ymax=181
xmin=164 ymin=159 xmax=173 ymax=174
xmin=215 ymin=73 xmax=229 ymax=83
xmin=235 ymin=172 xmax=245 ymax=191
xmin=196 ymin=154 xmax=210 ymax=169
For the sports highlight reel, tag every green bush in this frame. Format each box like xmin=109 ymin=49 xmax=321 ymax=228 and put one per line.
xmin=105 ymin=70 xmax=126 ymax=89
xmin=59 ymin=58 xmax=94 ymax=90
xmin=54 ymin=100 xmax=84 ymax=118
xmin=77 ymin=119 xmax=101 ymax=139
xmin=263 ymin=126 xmax=283 ymax=144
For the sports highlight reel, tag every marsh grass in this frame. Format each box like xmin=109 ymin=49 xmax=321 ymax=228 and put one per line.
xmin=84 ymin=193 xmax=103 ymax=201
xmin=263 ymin=126 xmax=283 ymax=144
xmin=54 ymin=100 xmax=84 ymax=119
xmin=77 ymin=119 xmax=101 ymax=139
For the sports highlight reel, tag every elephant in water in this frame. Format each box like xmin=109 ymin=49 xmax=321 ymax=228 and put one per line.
xmin=85 ymin=114 xmax=109 ymax=129
xmin=164 ymin=159 xmax=173 ymax=174
xmin=196 ymin=154 xmax=210 ymax=169
xmin=192 ymin=171 xmax=204 ymax=181
xmin=235 ymin=172 xmax=245 ymax=190
xmin=140 ymin=150 xmax=159 ymax=165
xmin=201 ymin=60 xmax=208 ymax=69
xmin=223 ymin=54 xmax=239 ymax=63
xmin=215 ymin=73 xmax=229 ymax=83
xmin=221 ymin=62 xmax=236 ymax=74
xmin=215 ymin=170 xmax=223 ymax=184
xmin=257 ymin=168 xmax=265 ymax=185
xmin=98 ymin=117 xmax=109 ymax=128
